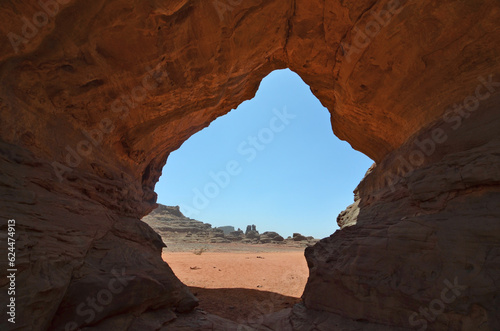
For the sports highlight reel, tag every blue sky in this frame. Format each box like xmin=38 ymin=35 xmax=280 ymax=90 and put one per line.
xmin=154 ymin=69 xmax=373 ymax=239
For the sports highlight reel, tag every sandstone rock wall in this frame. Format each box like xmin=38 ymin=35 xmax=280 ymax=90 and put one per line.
xmin=1 ymin=0 xmax=499 ymax=330
xmin=303 ymin=94 xmax=500 ymax=329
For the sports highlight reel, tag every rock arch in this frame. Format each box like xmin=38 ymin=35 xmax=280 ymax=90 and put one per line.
xmin=0 ymin=0 xmax=499 ymax=329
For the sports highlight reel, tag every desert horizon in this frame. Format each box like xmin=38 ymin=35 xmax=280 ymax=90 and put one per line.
xmin=144 ymin=203 xmax=312 ymax=323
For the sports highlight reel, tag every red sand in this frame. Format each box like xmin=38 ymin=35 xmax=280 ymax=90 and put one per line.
xmin=162 ymin=250 xmax=309 ymax=321
xmin=163 ymin=251 xmax=309 ymax=297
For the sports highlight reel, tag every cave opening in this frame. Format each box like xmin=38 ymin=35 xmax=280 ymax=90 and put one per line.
xmin=142 ymin=69 xmax=373 ymax=322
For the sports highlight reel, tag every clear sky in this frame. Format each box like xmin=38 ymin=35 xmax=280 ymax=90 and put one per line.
xmin=154 ymin=69 xmax=373 ymax=239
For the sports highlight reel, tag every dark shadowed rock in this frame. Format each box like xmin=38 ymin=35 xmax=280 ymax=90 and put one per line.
xmin=292 ymin=233 xmax=308 ymax=241
xmin=261 ymin=232 xmax=285 ymax=242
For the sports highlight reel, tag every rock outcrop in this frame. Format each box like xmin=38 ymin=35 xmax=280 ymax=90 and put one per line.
xmin=142 ymin=204 xmax=296 ymax=246
xmin=260 ymin=232 xmax=285 ymax=243
xmin=142 ymin=205 xmax=213 ymax=234
xmin=302 ymin=108 xmax=500 ymax=329
xmin=0 ymin=0 xmax=499 ymax=330
xmin=216 ymin=226 xmax=235 ymax=235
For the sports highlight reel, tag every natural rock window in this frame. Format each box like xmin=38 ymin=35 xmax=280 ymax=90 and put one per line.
xmin=1 ymin=1 xmax=499 ymax=329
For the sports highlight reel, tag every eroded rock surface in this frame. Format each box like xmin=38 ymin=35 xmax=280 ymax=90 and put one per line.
xmin=1 ymin=0 xmax=499 ymax=330
xmin=142 ymin=205 xmax=213 ymax=234
xmin=142 ymin=204 xmax=303 ymax=246
xmin=303 ymin=103 xmax=500 ymax=329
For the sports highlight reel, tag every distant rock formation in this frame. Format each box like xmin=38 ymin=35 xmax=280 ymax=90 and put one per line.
xmin=244 ymin=226 xmax=260 ymax=240
xmin=142 ymin=205 xmax=317 ymax=246
xmin=216 ymin=226 xmax=236 ymax=235
xmin=244 ymin=224 xmax=257 ymax=234
xmin=292 ymin=233 xmax=309 ymax=241
xmin=142 ymin=205 xmax=212 ymax=233
xmin=260 ymin=232 xmax=285 ymax=243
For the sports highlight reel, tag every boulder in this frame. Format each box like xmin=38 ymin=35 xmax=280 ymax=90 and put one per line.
xmin=292 ymin=233 xmax=308 ymax=241
xmin=261 ymin=231 xmax=285 ymax=242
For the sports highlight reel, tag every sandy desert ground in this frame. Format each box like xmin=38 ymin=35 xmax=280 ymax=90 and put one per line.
xmin=162 ymin=244 xmax=309 ymax=322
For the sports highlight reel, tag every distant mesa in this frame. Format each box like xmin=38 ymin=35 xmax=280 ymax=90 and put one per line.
xmin=292 ymin=233 xmax=310 ymax=241
xmin=217 ymin=226 xmax=235 ymax=235
xmin=142 ymin=204 xmax=318 ymax=246
xmin=142 ymin=205 xmax=212 ymax=233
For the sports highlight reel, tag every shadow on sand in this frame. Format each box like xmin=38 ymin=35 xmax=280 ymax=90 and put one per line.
xmin=189 ymin=286 xmax=301 ymax=323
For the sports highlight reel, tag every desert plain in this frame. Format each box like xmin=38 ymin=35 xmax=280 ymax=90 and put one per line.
xmin=162 ymin=243 xmax=309 ymax=323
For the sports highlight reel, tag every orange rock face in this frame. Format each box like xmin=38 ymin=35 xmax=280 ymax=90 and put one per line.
xmin=0 ymin=0 xmax=499 ymax=330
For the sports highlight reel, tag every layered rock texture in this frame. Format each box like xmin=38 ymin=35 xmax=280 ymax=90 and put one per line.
xmin=0 ymin=0 xmax=499 ymax=330
xmin=142 ymin=205 xmax=213 ymax=234
xmin=142 ymin=204 xmax=306 ymax=245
